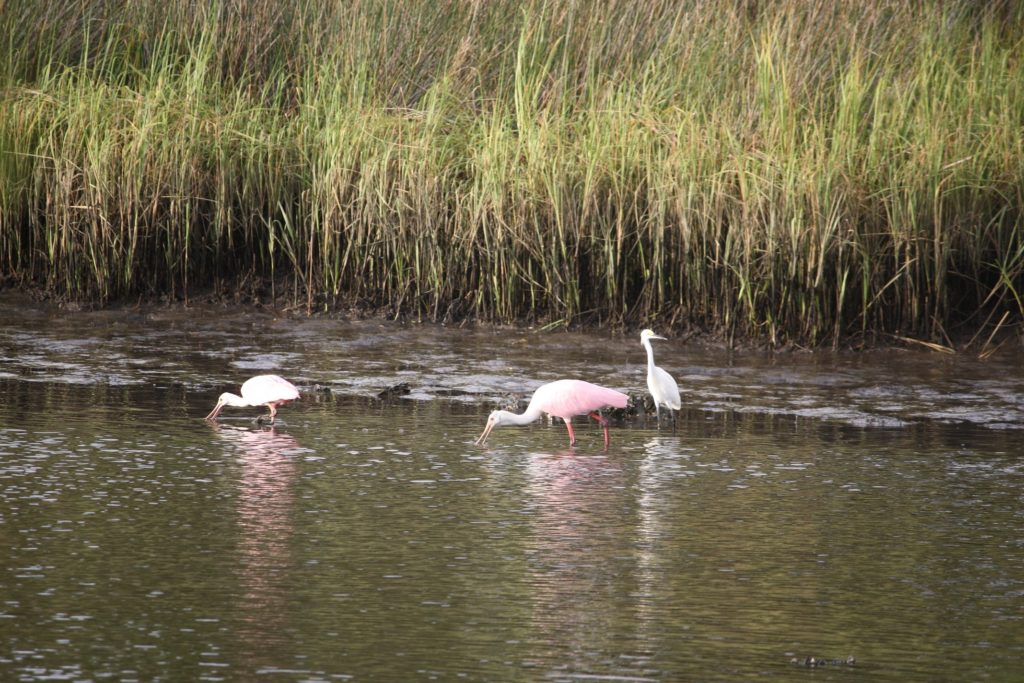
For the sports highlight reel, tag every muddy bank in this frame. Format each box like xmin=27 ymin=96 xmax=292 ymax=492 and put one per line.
xmin=4 ymin=288 xmax=1021 ymax=434
xmin=4 ymin=281 xmax=1021 ymax=354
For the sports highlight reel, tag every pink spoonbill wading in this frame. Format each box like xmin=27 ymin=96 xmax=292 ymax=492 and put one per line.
xmin=476 ymin=379 xmax=629 ymax=449
xmin=205 ymin=374 xmax=300 ymax=424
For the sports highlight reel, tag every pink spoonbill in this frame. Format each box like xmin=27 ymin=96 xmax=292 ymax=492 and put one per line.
xmin=476 ymin=379 xmax=628 ymax=449
xmin=205 ymin=374 xmax=300 ymax=424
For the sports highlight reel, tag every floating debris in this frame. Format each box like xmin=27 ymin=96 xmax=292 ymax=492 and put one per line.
xmin=607 ymin=392 xmax=648 ymax=419
xmin=791 ymin=656 xmax=856 ymax=668
xmin=496 ymin=394 xmax=528 ymax=412
xmin=377 ymin=382 xmax=411 ymax=400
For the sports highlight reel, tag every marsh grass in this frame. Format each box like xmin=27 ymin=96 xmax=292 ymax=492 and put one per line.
xmin=1 ymin=0 xmax=1021 ymax=345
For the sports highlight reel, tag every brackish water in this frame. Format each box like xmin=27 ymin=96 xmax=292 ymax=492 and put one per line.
xmin=1 ymin=294 xmax=1023 ymax=681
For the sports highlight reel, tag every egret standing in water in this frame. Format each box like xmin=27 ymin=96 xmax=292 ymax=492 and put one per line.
xmin=640 ymin=329 xmax=680 ymax=425
xmin=205 ymin=375 xmax=300 ymax=424
xmin=476 ymin=379 xmax=628 ymax=449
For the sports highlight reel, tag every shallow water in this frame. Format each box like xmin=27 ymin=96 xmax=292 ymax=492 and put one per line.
xmin=1 ymin=295 xmax=1023 ymax=681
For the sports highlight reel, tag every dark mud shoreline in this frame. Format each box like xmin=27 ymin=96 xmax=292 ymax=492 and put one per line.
xmin=2 ymin=279 xmax=1021 ymax=355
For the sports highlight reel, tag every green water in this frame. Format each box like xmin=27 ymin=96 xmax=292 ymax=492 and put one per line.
xmin=1 ymin=296 xmax=1022 ymax=681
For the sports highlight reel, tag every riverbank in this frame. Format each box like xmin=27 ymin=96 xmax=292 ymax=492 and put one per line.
xmin=2 ymin=1 xmax=1022 ymax=347
xmin=2 ymin=280 xmax=1019 ymax=357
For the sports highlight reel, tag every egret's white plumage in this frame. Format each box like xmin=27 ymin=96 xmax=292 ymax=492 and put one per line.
xmin=640 ymin=329 xmax=680 ymax=424
xmin=476 ymin=379 xmax=628 ymax=448
xmin=205 ymin=374 xmax=300 ymax=424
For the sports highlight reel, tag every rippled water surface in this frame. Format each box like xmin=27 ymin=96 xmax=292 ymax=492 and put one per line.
xmin=1 ymin=294 xmax=1023 ymax=681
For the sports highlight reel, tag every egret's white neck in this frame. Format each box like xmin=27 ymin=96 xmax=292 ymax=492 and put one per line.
xmin=642 ymin=338 xmax=657 ymax=370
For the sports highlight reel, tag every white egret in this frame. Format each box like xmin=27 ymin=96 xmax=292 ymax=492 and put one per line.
xmin=640 ymin=329 xmax=681 ymax=425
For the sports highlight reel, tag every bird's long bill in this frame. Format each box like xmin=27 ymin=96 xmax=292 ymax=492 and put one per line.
xmin=475 ymin=420 xmax=494 ymax=445
xmin=205 ymin=400 xmax=225 ymax=421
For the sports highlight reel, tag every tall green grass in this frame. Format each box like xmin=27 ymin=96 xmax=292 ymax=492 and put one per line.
xmin=1 ymin=0 xmax=1022 ymax=345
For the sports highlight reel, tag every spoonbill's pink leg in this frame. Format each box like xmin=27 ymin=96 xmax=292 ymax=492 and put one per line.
xmin=262 ymin=403 xmax=279 ymax=424
xmin=588 ymin=411 xmax=611 ymax=449
xmin=563 ymin=419 xmax=577 ymax=446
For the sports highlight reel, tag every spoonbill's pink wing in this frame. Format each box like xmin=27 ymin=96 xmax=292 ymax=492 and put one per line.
xmin=240 ymin=375 xmax=300 ymax=404
xmin=530 ymin=379 xmax=627 ymax=419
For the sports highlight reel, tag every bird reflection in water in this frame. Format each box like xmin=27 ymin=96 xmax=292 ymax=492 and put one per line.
xmin=634 ymin=438 xmax=681 ymax=648
xmin=209 ymin=423 xmax=301 ymax=665
xmin=521 ymin=449 xmax=644 ymax=673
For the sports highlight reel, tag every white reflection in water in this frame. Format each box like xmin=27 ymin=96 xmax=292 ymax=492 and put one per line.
xmin=209 ymin=424 xmax=300 ymax=663
xmin=521 ymin=450 xmax=660 ymax=679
